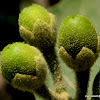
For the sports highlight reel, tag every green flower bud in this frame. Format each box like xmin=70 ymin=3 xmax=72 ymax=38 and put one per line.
xmin=1 ymin=42 xmax=47 ymax=91
xmin=19 ymin=4 xmax=57 ymax=50
xmin=19 ymin=4 xmax=50 ymax=32
xmin=57 ymin=15 xmax=100 ymax=72
xmin=57 ymin=14 xmax=98 ymax=58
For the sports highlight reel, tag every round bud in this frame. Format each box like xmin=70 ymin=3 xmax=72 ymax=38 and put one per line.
xmin=1 ymin=42 xmax=47 ymax=90
xmin=58 ymin=15 xmax=98 ymax=58
xmin=19 ymin=4 xmax=50 ymax=31
xmin=19 ymin=4 xmax=57 ymax=50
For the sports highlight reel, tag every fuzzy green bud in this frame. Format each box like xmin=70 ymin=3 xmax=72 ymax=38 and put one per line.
xmin=1 ymin=42 xmax=47 ymax=91
xmin=57 ymin=15 xmax=100 ymax=72
xmin=19 ymin=4 xmax=50 ymax=32
xmin=57 ymin=14 xmax=98 ymax=58
xmin=19 ymin=4 xmax=57 ymax=50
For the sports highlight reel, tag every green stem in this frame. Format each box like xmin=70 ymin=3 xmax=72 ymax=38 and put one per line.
xmin=35 ymin=84 xmax=73 ymax=100
xmin=42 ymin=46 xmax=67 ymax=93
xmin=75 ymin=68 xmax=90 ymax=100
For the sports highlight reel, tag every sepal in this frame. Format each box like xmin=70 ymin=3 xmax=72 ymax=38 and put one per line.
xmin=59 ymin=46 xmax=97 ymax=72
xmin=19 ymin=13 xmax=57 ymax=50
xmin=11 ymin=55 xmax=47 ymax=92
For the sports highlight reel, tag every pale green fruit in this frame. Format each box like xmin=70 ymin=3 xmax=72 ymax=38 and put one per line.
xmin=19 ymin=4 xmax=50 ymax=31
xmin=58 ymin=15 xmax=98 ymax=58
xmin=19 ymin=4 xmax=57 ymax=50
xmin=1 ymin=42 xmax=47 ymax=90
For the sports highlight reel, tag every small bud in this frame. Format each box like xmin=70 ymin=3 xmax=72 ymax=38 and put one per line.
xmin=57 ymin=14 xmax=98 ymax=58
xmin=19 ymin=4 xmax=57 ymax=50
xmin=19 ymin=4 xmax=50 ymax=32
xmin=57 ymin=15 xmax=100 ymax=71
xmin=59 ymin=46 xmax=96 ymax=71
xmin=1 ymin=42 xmax=47 ymax=91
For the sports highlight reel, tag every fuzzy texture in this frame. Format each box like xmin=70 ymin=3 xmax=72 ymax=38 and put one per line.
xmin=1 ymin=42 xmax=47 ymax=91
xmin=57 ymin=14 xmax=98 ymax=58
xmin=58 ymin=37 xmax=100 ymax=100
xmin=42 ymin=47 xmax=71 ymax=99
xmin=58 ymin=36 xmax=100 ymax=72
xmin=35 ymin=84 xmax=71 ymax=100
xmin=57 ymin=15 xmax=100 ymax=100
xmin=19 ymin=4 xmax=50 ymax=31
xmin=59 ymin=46 xmax=96 ymax=72
xmin=19 ymin=4 xmax=57 ymax=51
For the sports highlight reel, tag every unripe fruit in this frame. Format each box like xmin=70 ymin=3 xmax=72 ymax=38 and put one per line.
xmin=58 ymin=15 xmax=98 ymax=58
xmin=1 ymin=42 xmax=47 ymax=90
xmin=19 ymin=4 xmax=57 ymax=50
xmin=19 ymin=4 xmax=50 ymax=31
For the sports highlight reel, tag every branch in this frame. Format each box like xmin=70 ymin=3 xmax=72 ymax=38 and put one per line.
xmin=42 ymin=46 xmax=71 ymax=99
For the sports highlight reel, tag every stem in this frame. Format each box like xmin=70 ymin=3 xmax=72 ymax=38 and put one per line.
xmin=42 ymin=46 xmax=67 ymax=93
xmin=75 ymin=68 xmax=90 ymax=100
xmin=35 ymin=84 xmax=58 ymax=100
xmin=34 ymin=46 xmax=71 ymax=100
xmin=35 ymin=84 xmax=72 ymax=100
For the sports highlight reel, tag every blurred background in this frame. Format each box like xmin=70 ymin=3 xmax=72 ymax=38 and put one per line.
xmin=0 ymin=0 xmax=100 ymax=100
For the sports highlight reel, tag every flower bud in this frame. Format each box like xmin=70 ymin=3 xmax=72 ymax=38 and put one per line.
xmin=57 ymin=14 xmax=98 ymax=58
xmin=19 ymin=4 xmax=57 ymax=50
xmin=1 ymin=42 xmax=47 ymax=91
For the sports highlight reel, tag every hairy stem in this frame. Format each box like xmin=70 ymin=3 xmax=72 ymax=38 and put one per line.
xmin=34 ymin=46 xmax=71 ymax=100
xmin=42 ymin=46 xmax=67 ymax=93
xmin=35 ymin=84 xmax=58 ymax=100
xmin=75 ymin=68 xmax=90 ymax=100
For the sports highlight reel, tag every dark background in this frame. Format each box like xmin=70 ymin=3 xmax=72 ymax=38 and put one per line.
xmin=0 ymin=0 xmax=22 ymax=50
xmin=0 ymin=0 xmax=60 ymax=100
xmin=0 ymin=0 xmax=60 ymax=51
